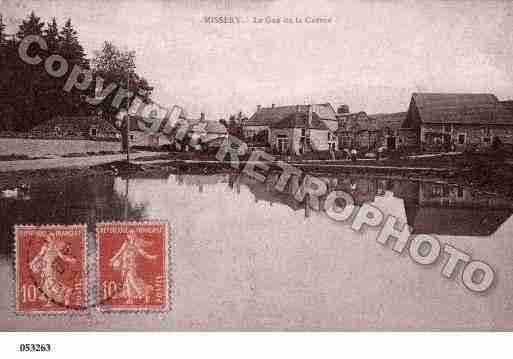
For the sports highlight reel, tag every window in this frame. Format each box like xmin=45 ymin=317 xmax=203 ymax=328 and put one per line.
xmin=54 ymin=126 xmax=61 ymax=136
xmin=90 ymin=127 xmax=97 ymax=137
xmin=457 ymin=186 xmax=464 ymax=198
xmin=482 ymin=127 xmax=491 ymax=143
xmin=276 ymin=135 xmax=289 ymax=154
xmin=457 ymin=133 xmax=466 ymax=145
xmin=129 ymin=134 xmax=135 ymax=141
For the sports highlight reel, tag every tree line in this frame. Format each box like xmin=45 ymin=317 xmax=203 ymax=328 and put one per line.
xmin=0 ymin=11 xmax=152 ymax=132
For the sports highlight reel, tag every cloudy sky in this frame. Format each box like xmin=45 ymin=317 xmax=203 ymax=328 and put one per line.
xmin=2 ymin=0 xmax=513 ymax=119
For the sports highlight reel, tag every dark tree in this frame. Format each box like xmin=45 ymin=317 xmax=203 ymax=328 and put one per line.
xmin=0 ymin=14 xmax=6 ymax=44
xmin=16 ymin=11 xmax=44 ymax=39
xmin=0 ymin=12 xmax=92 ymax=131
xmin=91 ymin=41 xmax=153 ymax=124
xmin=59 ymin=19 xmax=88 ymax=67
xmin=44 ymin=17 xmax=59 ymax=52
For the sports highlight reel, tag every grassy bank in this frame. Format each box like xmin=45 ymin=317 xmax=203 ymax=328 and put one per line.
xmin=2 ymin=150 xmax=513 ymax=198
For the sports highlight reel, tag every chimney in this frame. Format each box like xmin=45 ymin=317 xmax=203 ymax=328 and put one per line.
xmin=308 ymin=104 xmax=313 ymax=128
xmin=257 ymin=105 xmax=261 ymax=112
xmin=271 ymin=103 xmax=275 ymax=108
xmin=296 ymin=105 xmax=301 ymax=112
xmin=200 ymin=112 xmax=205 ymax=122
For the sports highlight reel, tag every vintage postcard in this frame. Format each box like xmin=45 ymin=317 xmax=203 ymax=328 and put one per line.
xmin=96 ymin=222 xmax=169 ymax=312
xmin=0 ymin=0 xmax=512 ymax=334
xmin=14 ymin=225 xmax=88 ymax=315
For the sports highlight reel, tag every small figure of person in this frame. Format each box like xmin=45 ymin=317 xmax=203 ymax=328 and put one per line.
xmin=30 ymin=232 xmax=76 ymax=306
xmin=110 ymin=230 xmax=157 ymax=304
xmin=350 ymin=148 xmax=358 ymax=162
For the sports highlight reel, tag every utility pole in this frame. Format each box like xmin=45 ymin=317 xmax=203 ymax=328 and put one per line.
xmin=126 ymin=69 xmax=131 ymax=168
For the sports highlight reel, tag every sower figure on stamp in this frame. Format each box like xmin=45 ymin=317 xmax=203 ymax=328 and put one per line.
xmin=110 ymin=229 xmax=157 ymax=304
xmin=29 ymin=232 xmax=77 ymax=307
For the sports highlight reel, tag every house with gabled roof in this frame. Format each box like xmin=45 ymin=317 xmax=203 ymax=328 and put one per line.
xmin=501 ymin=101 xmax=513 ymax=116
xmin=31 ymin=116 xmax=120 ymax=140
xmin=402 ymin=93 xmax=513 ymax=151
xmin=336 ymin=111 xmax=379 ymax=150
xmin=243 ymin=103 xmax=338 ymax=146
xmin=269 ymin=108 xmax=337 ymax=155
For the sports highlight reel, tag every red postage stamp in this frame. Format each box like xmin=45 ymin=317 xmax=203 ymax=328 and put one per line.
xmin=15 ymin=225 xmax=88 ymax=314
xmin=96 ymin=222 xmax=169 ymax=312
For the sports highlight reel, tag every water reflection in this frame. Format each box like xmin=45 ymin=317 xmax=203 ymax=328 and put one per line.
xmin=1 ymin=170 xmax=513 ymax=330
xmin=231 ymin=172 xmax=513 ymax=237
xmin=0 ymin=175 xmax=146 ymax=257
xmin=2 ymin=171 xmax=512 ymax=259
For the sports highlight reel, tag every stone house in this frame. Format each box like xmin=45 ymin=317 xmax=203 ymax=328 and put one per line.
xmin=31 ymin=116 xmax=120 ymax=140
xmin=119 ymin=116 xmax=170 ymax=148
xmin=269 ymin=107 xmax=337 ymax=155
xmin=170 ymin=113 xmax=227 ymax=150
xmin=243 ymin=103 xmax=338 ymax=145
xmin=368 ymin=112 xmax=410 ymax=150
xmin=402 ymin=93 xmax=513 ymax=152
xmin=336 ymin=111 xmax=379 ymax=150
xmin=26 ymin=116 xmax=122 ymax=155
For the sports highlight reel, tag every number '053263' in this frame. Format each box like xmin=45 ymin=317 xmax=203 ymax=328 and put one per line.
xmin=19 ymin=344 xmax=52 ymax=352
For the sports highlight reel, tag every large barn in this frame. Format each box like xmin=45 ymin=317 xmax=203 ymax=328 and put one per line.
xmin=402 ymin=93 xmax=513 ymax=152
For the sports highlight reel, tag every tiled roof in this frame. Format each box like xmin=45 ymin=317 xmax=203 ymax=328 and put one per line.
xmin=244 ymin=103 xmax=337 ymax=131
xmin=501 ymin=100 xmax=513 ymax=116
xmin=31 ymin=116 xmax=119 ymax=136
xmin=336 ymin=112 xmax=378 ymax=132
xmin=270 ymin=112 xmax=329 ymax=130
xmin=368 ymin=112 xmax=407 ymax=130
xmin=411 ymin=93 xmax=513 ymax=125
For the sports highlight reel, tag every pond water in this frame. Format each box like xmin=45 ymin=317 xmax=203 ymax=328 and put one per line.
xmin=1 ymin=170 xmax=513 ymax=330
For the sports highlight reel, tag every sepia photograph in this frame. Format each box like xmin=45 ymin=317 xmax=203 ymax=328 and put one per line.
xmin=1 ymin=0 xmax=513 ymax=351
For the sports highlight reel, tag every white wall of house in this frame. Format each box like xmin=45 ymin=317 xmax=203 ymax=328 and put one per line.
xmin=0 ymin=138 xmax=122 ymax=157
xmin=128 ymin=131 xmax=171 ymax=147
xmin=310 ymin=129 xmax=336 ymax=152
xmin=269 ymin=128 xmax=336 ymax=154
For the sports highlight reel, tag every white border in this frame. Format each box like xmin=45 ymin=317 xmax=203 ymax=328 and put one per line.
xmin=1 ymin=332 xmax=511 ymax=359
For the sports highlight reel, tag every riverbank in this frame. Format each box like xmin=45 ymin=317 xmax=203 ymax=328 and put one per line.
xmin=131 ymin=151 xmax=513 ymax=197
xmin=2 ymin=150 xmax=513 ymax=198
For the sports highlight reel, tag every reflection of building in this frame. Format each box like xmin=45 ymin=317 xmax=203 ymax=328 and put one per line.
xmin=405 ymin=182 xmax=512 ymax=236
xmin=235 ymin=171 xmax=513 ymax=237
xmin=174 ymin=174 xmax=230 ymax=193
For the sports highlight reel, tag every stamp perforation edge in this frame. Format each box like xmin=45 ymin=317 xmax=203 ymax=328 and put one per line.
xmin=95 ymin=220 xmax=171 ymax=313
xmin=13 ymin=224 xmax=89 ymax=316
